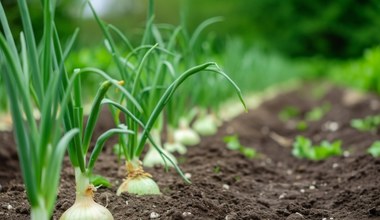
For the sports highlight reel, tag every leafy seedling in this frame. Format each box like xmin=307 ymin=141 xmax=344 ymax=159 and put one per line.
xmin=296 ymin=120 xmax=308 ymax=131
xmin=213 ymin=166 xmax=221 ymax=174
xmin=223 ymin=135 xmax=257 ymax=159
xmin=351 ymin=115 xmax=380 ymax=132
xmin=305 ymin=103 xmax=331 ymax=121
xmin=368 ymin=141 xmax=380 ymax=157
xmin=278 ymin=106 xmax=300 ymax=121
xmin=292 ymin=136 xmax=343 ymax=160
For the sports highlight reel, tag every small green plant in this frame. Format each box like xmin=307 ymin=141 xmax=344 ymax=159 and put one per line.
xmin=351 ymin=115 xmax=380 ymax=132
xmin=292 ymin=136 xmax=343 ymax=161
xmin=278 ymin=106 xmax=301 ymax=121
xmin=368 ymin=141 xmax=380 ymax=157
xmin=305 ymin=103 xmax=331 ymax=121
xmin=296 ymin=120 xmax=308 ymax=131
xmin=223 ymin=135 xmax=257 ymax=159
xmin=213 ymin=166 xmax=221 ymax=174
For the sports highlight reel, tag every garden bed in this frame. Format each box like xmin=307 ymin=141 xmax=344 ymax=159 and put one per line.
xmin=1 ymin=84 xmax=380 ymax=220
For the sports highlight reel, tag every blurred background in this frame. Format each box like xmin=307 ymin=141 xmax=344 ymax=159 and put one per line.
xmin=1 ymin=0 xmax=380 ymax=102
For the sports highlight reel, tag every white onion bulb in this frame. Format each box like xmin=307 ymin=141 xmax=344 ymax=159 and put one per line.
xmin=60 ymin=185 xmax=113 ymax=220
xmin=174 ymin=128 xmax=200 ymax=146
xmin=117 ymin=161 xmax=161 ymax=196
xmin=143 ymin=147 xmax=177 ymax=167
xmin=193 ymin=115 xmax=218 ymax=136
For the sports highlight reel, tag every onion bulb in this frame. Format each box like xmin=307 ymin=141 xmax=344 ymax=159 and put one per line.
xmin=193 ymin=114 xmax=218 ymax=136
xmin=117 ymin=161 xmax=161 ymax=196
xmin=164 ymin=141 xmax=187 ymax=154
xmin=174 ymin=128 xmax=200 ymax=146
xmin=60 ymin=185 xmax=113 ymax=220
xmin=143 ymin=147 xmax=177 ymax=167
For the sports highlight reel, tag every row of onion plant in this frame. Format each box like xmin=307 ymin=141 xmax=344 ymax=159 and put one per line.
xmin=1 ymin=0 xmax=246 ymax=219
xmin=88 ymin=0 xmax=246 ymax=196
xmin=0 ymin=0 xmax=141 ymax=219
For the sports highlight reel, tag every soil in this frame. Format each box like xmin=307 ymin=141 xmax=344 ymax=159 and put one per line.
xmin=1 ymin=84 xmax=380 ymax=220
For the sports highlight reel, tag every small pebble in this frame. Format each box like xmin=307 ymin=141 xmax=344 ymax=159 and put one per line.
xmin=150 ymin=212 xmax=160 ymax=219
xmin=332 ymin=163 xmax=339 ymax=169
xmin=125 ymin=200 xmax=129 ymax=205
xmin=279 ymin=193 xmax=286 ymax=199
xmin=0 ymin=184 xmax=2 ymax=192
xmin=7 ymin=204 xmax=12 ymax=210
xmin=286 ymin=212 xmax=305 ymax=220
xmin=223 ymin=184 xmax=230 ymax=190
xmin=309 ymin=185 xmax=316 ymax=190
xmin=343 ymin=151 xmax=350 ymax=157
xmin=184 ymin=173 xmax=192 ymax=179
xmin=286 ymin=169 xmax=293 ymax=175
xmin=323 ymin=121 xmax=339 ymax=132
xmin=182 ymin=211 xmax=192 ymax=217
xmin=225 ymin=212 xmax=238 ymax=220
xmin=152 ymin=205 xmax=156 ymax=208
xmin=300 ymin=189 xmax=305 ymax=193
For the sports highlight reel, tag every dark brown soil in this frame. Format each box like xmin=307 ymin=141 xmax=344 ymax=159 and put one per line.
xmin=1 ymin=84 xmax=380 ymax=220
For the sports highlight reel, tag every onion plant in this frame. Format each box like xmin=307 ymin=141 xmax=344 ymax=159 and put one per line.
xmin=0 ymin=1 xmax=79 ymax=219
xmin=1 ymin=1 xmax=139 ymax=219
xmin=88 ymin=0 xmax=246 ymax=196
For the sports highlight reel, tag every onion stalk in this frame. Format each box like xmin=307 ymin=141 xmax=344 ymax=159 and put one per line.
xmin=59 ymin=77 xmax=135 ymax=219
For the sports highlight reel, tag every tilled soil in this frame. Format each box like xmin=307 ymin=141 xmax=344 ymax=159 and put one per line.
xmin=1 ymin=84 xmax=380 ymax=220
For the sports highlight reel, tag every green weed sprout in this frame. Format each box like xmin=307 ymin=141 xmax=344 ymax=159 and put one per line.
xmin=278 ymin=106 xmax=301 ymax=121
xmin=0 ymin=1 xmax=79 ymax=219
xmin=351 ymin=115 xmax=380 ymax=132
xmin=292 ymin=136 xmax=342 ymax=161
xmin=305 ymin=103 xmax=331 ymax=121
xmin=223 ymin=135 xmax=257 ymax=159
xmin=368 ymin=141 xmax=380 ymax=157
xmin=88 ymin=0 xmax=246 ymax=196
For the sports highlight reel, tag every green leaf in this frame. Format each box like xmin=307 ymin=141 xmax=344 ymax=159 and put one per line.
xmin=368 ymin=141 xmax=380 ymax=157
xmin=278 ymin=106 xmax=300 ymax=121
xmin=351 ymin=115 xmax=380 ymax=132
xmin=240 ymin=147 xmax=256 ymax=159
xmin=223 ymin=135 xmax=240 ymax=150
xmin=90 ymin=175 xmax=112 ymax=188
xmin=296 ymin=120 xmax=308 ymax=131
xmin=305 ymin=103 xmax=331 ymax=121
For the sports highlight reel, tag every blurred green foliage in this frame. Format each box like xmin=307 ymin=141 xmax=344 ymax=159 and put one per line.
xmin=0 ymin=0 xmax=77 ymax=42
xmin=368 ymin=141 xmax=380 ymax=157
xmin=185 ymin=0 xmax=380 ymax=58
xmin=329 ymin=47 xmax=380 ymax=94
xmin=350 ymin=114 xmax=380 ymax=132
